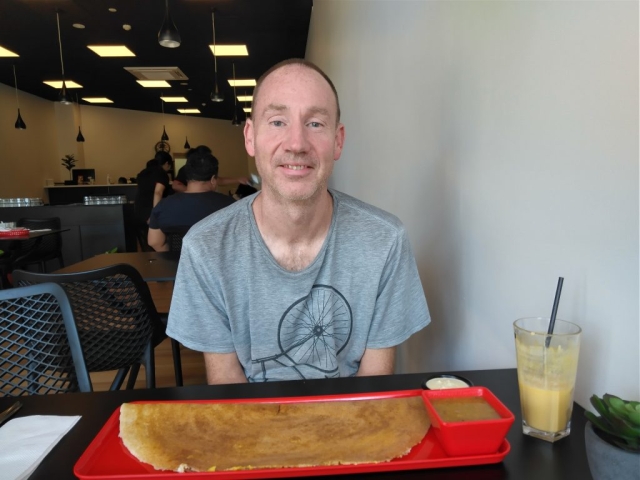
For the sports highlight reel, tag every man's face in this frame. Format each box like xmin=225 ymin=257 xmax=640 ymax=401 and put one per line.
xmin=162 ymin=162 xmax=172 ymax=172
xmin=244 ymin=65 xmax=345 ymax=203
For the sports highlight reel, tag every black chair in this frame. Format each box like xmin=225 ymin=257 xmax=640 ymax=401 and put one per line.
xmin=13 ymin=264 xmax=163 ymax=390
xmin=16 ymin=217 xmax=65 ymax=272
xmin=163 ymin=226 xmax=191 ymax=254
xmin=0 ymin=283 xmax=92 ymax=395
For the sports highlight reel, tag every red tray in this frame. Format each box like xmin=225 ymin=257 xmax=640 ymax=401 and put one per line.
xmin=0 ymin=228 xmax=29 ymax=237
xmin=74 ymin=390 xmax=510 ymax=479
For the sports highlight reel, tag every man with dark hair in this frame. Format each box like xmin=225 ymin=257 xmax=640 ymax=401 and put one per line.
xmin=173 ymin=145 xmax=251 ymax=193
xmin=168 ymin=58 xmax=430 ymax=384
xmin=133 ymin=152 xmax=174 ymax=250
xmin=147 ymin=151 xmax=234 ymax=252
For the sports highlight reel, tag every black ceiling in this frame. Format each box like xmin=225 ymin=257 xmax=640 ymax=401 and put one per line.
xmin=0 ymin=0 xmax=313 ymax=121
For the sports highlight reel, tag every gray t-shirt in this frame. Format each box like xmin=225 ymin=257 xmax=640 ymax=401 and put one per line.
xmin=167 ymin=189 xmax=430 ymax=382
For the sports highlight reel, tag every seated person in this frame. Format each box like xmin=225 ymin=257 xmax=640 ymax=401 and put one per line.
xmin=147 ymin=151 xmax=235 ymax=252
xmin=173 ymin=145 xmax=251 ymax=193
xmin=166 ymin=59 xmax=430 ymax=385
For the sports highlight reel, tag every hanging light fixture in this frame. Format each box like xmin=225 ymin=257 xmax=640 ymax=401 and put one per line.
xmin=160 ymin=95 xmax=169 ymax=141
xmin=76 ymin=95 xmax=85 ymax=142
xmin=56 ymin=11 xmax=72 ymax=105
xmin=231 ymin=63 xmax=241 ymax=126
xmin=210 ymin=9 xmax=224 ymax=103
xmin=158 ymin=0 xmax=181 ymax=48
xmin=184 ymin=137 xmax=191 ymax=149
xmin=13 ymin=65 xmax=26 ymax=130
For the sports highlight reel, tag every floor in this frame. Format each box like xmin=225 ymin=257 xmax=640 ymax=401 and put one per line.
xmin=89 ymin=339 xmax=208 ymax=391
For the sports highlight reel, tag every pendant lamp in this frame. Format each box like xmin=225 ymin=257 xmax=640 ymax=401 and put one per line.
xmin=56 ymin=11 xmax=72 ymax=105
xmin=184 ymin=137 xmax=191 ymax=149
xmin=76 ymin=94 xmax=85 ymax=142
xmin=158 ymin=0 xmax=181 ymax=48
xmin=210 ymin=9 xmax=224 ymax=102
xmin=160 ymin=96 xmax=169 ymax=140
xmin=231 ymin=63 xmax=241 ymax=126
xmin=13 ymin=65 xmax=26 ymax=130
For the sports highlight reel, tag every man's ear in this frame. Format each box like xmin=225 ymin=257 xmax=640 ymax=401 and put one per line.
xmin=244 ymin=119 xmax=255 ymax=156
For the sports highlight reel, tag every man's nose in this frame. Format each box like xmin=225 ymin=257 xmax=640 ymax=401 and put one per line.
xmin=283 ymin=120 xmax=311 ymax=153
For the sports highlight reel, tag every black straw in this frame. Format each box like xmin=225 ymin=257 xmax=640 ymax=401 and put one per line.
xmin=545 ymin=277 xmax=564 ymax=347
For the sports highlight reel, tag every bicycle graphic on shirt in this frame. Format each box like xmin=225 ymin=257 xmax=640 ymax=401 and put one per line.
xmin=252 ymin=285 xmax=353 ymax=382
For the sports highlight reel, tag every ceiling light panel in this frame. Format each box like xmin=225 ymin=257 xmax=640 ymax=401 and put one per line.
xmin=136 ymin=80 xmax=171 ymax=88
xmin=82 ymin=97 xmax=113 ymax=103
xmin=237 ymin=95 xmax=253 ymax=102
xmin=177 ymin=109 xmax=200 ymax=114
xmin=243 ymin=107 xmax=252 ymax=113
xmin=88 ymin=45 xmax=135 ymax=57
xmin=0 ymin=46 xmax=19 ymax=57
xmin=228 ymin=79 xmax=256 ymax=87
xmin=161 ymin=97 xmax=188 ymax=102
xmin=208 ymin=45 xmax=249 ymax=56
xmin=43 ymin=81 xmax=83 ymax=88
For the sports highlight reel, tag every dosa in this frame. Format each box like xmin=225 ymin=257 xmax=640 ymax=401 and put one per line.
xmin=119 ymin=396 xmax=430 ymax=472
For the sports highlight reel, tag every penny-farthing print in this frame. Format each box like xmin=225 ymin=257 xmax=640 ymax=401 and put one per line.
xmin=277 ymin=285 xmax=352 ymax=374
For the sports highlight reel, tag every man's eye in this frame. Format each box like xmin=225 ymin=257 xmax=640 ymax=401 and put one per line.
xmin=309 ymin=122 xmax=322 ymax=128
xmin=271 ymin=120 xmax=284 ymax=127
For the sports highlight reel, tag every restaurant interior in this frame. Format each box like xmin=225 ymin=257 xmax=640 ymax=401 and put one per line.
xmin=0 ymin=1 xmax=637 ymax=479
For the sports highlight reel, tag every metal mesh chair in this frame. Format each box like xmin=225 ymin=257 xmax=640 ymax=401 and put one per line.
xmin=16 ymin=218 xmax=65 ymax=272
xmin=0 ymin=283 xmax=92 ymax=396
xmin=13 ymin=264 xmax=161 ymax=390
xmin=163 ymin=226 xmax=190 ymax=254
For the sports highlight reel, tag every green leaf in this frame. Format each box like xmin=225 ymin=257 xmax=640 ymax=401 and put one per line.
xmin=626 ymin=410 xmax=640 ymax=428
xmin=591 ymin=396 xmax=611 ymax=418
xmin=604 ymin=394 xmax=628 ymax=417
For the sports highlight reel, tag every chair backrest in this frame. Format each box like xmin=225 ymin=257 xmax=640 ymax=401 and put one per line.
xmin=13 ymin=264 xmax=159 ymax=374
xmin=0 ymin=283 xmax=92 ymax=395
xmin=16 ymin=217 xmax=63 ymax=260
xmin=163 ymin=226 xmax=190 ymax=253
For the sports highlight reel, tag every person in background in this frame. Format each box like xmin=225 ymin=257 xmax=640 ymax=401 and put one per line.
xmin=133 ymin=151 xmax=173 ymax=251
xmin=147 ymin=150 xmax=235 ymax=252
xmin=167 ymin=59 xmax=430 ymax=384
xmin=172 ymin=145 xmax=251 ymax=193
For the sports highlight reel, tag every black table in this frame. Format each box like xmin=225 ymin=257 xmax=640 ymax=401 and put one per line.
xmin=0 ymin=369 xmax=592 ymax=480
xmin=56 ymin=252 xmax=179 ymax=281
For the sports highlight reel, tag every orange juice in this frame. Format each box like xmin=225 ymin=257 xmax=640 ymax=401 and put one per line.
xmin=518 ymin=382 xmax=574 ymax=432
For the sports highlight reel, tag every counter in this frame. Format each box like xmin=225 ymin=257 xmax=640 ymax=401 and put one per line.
xmin=45 ymin=184 xmax=136 ymax=205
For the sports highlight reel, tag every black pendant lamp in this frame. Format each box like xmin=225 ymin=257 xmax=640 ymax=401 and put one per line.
xmin=13 ymin=65 xmax=26 ymax=130
xmin=210 ymin=9 xmax=224 ymax=103
xmin=76 ymin=94 xmax=85 ymax=142
xmin=158 ymin=0 xmax=181 ymax=48
xmin=184 ymin=137 xmax=191 ymax=149
xmin=160 ymin=96 xmax=169 ymax=140
xmin=56 ymin=11 xmax=72 ymax=105
xmin=231 ymin=63 xmax=241 ymax=126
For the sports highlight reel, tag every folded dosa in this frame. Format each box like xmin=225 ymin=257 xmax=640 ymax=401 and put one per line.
xmin=119 ymin=396 xmax=430 ymax=472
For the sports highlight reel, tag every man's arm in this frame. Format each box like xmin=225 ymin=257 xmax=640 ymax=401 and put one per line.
xmin=152 ymin=182 xmax=166 ymax=209
xmin=217 ymin=176 xmax=250 ymax=186
xmin=172 ymin=180 xmax=187 ymax=193
xmin=147 ymin=227 xmax=168 ymax=252
xmin=204 ymin=352 xmax=248 ymax=384
xmin=356 ymin=347 xmax=396 ymax=376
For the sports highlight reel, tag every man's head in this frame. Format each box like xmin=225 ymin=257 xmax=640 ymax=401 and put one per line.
xmin=154 ymin=151 xmax=173 ymax=171
xmin=244 ymin=59 xmax=345 ymax=204
xmin=184 ymin=150 xmax=219 ymax=183
xmin=187 ymin=145 xmax=212 ymax=158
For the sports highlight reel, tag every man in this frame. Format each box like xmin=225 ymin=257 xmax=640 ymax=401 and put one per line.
xmin=133 ymin=152 xmax=173 ymax=251
xmin=147 ymin=150 xmax=234 ymax=252
xmin=173 ymin=145 xmax=251 ymax=194
xmin=167 ymin=59 xmax=430 ymax=384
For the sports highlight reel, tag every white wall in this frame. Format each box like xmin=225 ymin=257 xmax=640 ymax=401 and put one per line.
xmin=307 ymin=0 xmax=639 ymax=408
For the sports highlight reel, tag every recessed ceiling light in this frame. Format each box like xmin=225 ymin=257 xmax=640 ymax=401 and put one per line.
xmin=228 ymin=79 xmax=256 ymax=87
xmin=177 ymin=109 xmax=201 ymax=114
xmin=136 ymin=80 xmax=171 ymax=88
xmin=243 ymin=107 xmax=252 ymax=113
xmin=208 ymin=45 xmax=249 ymax=56
xmin=82 ymin=97 xmax=113 ymax=103
xmin=108 ymin=7 xmax=117 ymax=13
xmin=73 ymin=23 xmax=85 ymax=29
xmin=43 ymin=80 xmax=83 ymax=88
xmin=0 ymin=46 xmax=19 ymax=57
xmin=180 ymin=82 xmax=188 ymax=85
xmin=122 ymin=24 xmax=132 ymax=31
xmin=161 ymin=96 xmax=188 ymax=102
xmin=87 ymin=45 xmax=135 ymax=57
xmin=237 ymin=95 xmax=253 ymax=102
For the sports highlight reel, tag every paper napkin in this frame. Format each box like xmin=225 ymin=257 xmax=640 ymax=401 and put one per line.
xmin=0 ymin=415 xmax=81 ymax=480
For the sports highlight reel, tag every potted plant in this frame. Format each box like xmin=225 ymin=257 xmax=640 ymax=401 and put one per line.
xmin=61 ymin=154 xmax=77 ymax=180
xmin=584 ymin=394 xmax=640 ymax=480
